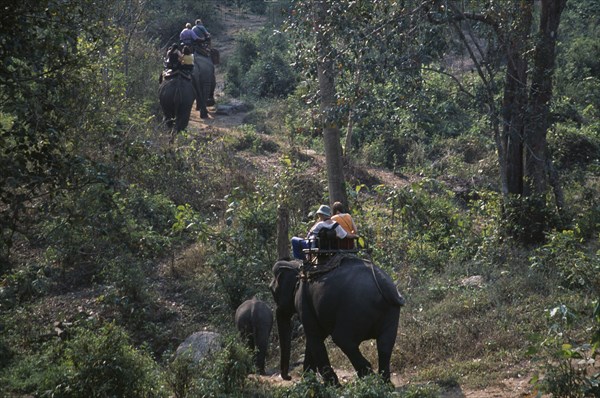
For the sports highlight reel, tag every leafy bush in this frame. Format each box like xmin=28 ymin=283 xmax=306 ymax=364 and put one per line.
xmin=530 ymin=229 xmax=600 ymax=293
xmin=226 ymin=29 xmax=297 ymax=98
xmin=194 ymin=335 xmax=254 ymax=396
xmin=165 ymin=353 xmax=201 ymax=398
xmin=203 ymin=183 xmax=279 ymax=311
xmin=533 ymin=302 xmax=600 ymax=397
xmin=1 ymin=323 xmax=165 ymax=397
xmin=548 ymin=124 xmax=600 ymax=169
xmin=341 ymin=374 xmax=396 ymax=397
xmin=276 ymin=371 xmax=337 ymax=398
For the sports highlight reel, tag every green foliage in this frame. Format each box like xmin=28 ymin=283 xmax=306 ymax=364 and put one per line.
xmin=530 ymin=229 xmax=600 ymax=293
xmin=232 ymin=124 xmax=279 ymax=154
xmin=532 ymin=301 xmax=600 ymax=397
xmin=145 ymin=0 xmax=221 ymax=46
xmin=277 ymin=371 xmax=337 ymax=398
xmin=276 ymin=373 xmax=399 ymax=398
xmin=1 ymin=322 xmax=166 ymax=397
xmin=38 ymin=182 xmax=179 ymax=288
xmin=203 ymin=183 xmax=279 ymax=310
xmin=165 ymin=353 xmax=201 ymax=398
xmin=500 ymin=194 xmax=561 ymax=245
xmin=398 ymin=383 xmax=442 ymax=398
xmin=226 ymin=29 xmax=297 ymax=98
xmin=194 ymin=335 xmax=254 ymax=396
xmin=341 ymin=374 xmax=396 ymax=397
xmin=548 ymin=124 xmax=600 ymax=170
xmin=0 ymin=1 xmax=118 ymax=271
xmin=365 ymin=179 xmax=475 ymax=273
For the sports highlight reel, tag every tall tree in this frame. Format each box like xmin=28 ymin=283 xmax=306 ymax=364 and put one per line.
xmin=428 ymin=0 xmax=567 ymax=242
xmin=314 ymin=1 xmax=348 ymax=205
xmin=287 ymin=0 xmax=422 ymax=205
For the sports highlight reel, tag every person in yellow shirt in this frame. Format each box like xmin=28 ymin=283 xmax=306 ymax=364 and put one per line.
xmin=181 ymin=45 xmax=194 ymax=71
xmin=331 ymin=201 xmax=358 ymax=249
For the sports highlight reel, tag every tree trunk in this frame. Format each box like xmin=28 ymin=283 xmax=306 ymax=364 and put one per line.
xmin=516 ymin=0 xmax=566 ymax=242
xmin=525 ymin=0 xmax=566 ymax=197
xmin=500 ymin=1 xmax=533 ymax=196
xmin=276 ymin=206 xmax=290 ymax=260
xmin=315 ymin=1 xmax=348 ymax=206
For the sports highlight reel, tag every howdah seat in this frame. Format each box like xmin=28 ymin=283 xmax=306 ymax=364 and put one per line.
xmin=303 ymin=227 xmax=359 ymax=264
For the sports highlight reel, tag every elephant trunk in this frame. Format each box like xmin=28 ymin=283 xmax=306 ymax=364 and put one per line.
xmin=276 ymin=308 xmax=292 ymax=381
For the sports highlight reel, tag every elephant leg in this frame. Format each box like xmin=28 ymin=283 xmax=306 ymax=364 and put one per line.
xmin=207 ymin=79 xmax=216 ymax=106
xmin=305 ymin=334 xmax=339 ymax=386
xmin=333 ymin=335 xmax=373 ymax=378
xmin=302 ymin=345 xmax=316 ymax=374
xmin=375 ymin=315 xmax=399 ymax=382
xmin=255 ymin=330 xmax=270 ymax=375
xmin=177 ymin=110 xmax=191 ymax=131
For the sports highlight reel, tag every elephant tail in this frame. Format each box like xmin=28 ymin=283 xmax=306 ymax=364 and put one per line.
xmin=368 ymin=262 xmax=405 ymax=307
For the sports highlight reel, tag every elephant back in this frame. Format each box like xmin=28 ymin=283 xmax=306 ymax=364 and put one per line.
xmin=301 ymin=256 xmax=405 ymax=308
xmin=193 ymin=54 xmax=215 ymax=83
xmin=159 ymin=74 xmax=194 ymax=98
xmin=337 ymin=258 xmax=404 ymax=307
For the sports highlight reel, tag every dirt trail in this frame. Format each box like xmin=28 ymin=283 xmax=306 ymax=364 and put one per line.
xmin=188 ymin=5 xmax=266 ymax=133
xmin=186 ymin=8 xmax=543 ymax=398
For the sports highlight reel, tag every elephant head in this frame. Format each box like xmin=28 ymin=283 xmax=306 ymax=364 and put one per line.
xmin=270 ymin=257 xmax=404 ymax=384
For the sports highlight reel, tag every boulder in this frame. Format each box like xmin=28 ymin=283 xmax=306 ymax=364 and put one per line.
xmin=175 ymin=331 xmax=221 ymax=362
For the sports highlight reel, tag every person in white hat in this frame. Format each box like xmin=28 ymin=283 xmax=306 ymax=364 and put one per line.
xmin=291 ymin=204 xmax=358 ymax=260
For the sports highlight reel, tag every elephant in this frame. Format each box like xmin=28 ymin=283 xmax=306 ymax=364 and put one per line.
xmin=270 ymin=257 xmax=405 ymax=385
xmin=158 ymin=73 xmax=195 ymax=134
xmin=191 ymin=52 xmax=216 ymax=119
xmin=234 ymin=298 xmax=273 ymax=375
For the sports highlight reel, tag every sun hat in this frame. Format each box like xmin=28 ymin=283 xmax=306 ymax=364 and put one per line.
xmin=316 ymin=205 xmax=331 ymax=218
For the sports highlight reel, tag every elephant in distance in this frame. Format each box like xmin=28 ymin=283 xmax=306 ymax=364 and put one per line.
xmin=270 ymin=257 xmax=405 ymax=385
xmin=158 ymin=73 xmax=195 ymax=136
xmin=191 ymin=52 xmax=216 ymax=119
xmin=235 ymin=298 xmax=273 ymax=375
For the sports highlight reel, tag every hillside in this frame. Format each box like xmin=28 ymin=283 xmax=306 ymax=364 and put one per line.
xmin=1 ymin=3 xmax=598 ymax=398
xmin=169 ymin=7 xmax=550 ymax=398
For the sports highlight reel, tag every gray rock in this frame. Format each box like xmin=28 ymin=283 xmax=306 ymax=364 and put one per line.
xmin=215 ymin=99 xmax=252 ymax=115
xmin=175 ymin=331 xmax=221 ymax=362
xmin=460 ymin=275 xmax=485 ymax=288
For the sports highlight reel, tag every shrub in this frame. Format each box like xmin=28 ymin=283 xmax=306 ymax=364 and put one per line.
xmin=165 ymin=354 xmax=201 ymax=398
xmin=276 ymin=371 xmax=337 ymax=398
xmin=530 ymin=229 xmax=600 ymax=293
xmin=194 ymin=335 xmax=254 ymax=396
xmin=226 ymin=28 xmax=297 ymax=98
xmin=533 ymin=302 xmax=600 ymax=397
xmin=1 ymin=323 xmax=165 ymax=397
xmin=341 ymin=374 xmax=396 ymax=397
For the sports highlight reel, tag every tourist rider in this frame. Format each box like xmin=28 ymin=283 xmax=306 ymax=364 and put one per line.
xmin=291 ymin=205 xmax=358 ymax=261
xmin=180 ymin=22 xmax=200 ymax=47
xmin=331 ymin=201 xmax=358 ymax=249
xmin=192 ymin=18 xmax=211 ymax=42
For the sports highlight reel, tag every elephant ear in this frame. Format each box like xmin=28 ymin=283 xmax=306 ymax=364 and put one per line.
xmin=372 ymin=265 xmax=406 ymax=307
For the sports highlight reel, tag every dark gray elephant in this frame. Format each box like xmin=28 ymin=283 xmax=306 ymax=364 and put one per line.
xmin=158 ymin=73 xmax=195 ymax=134
xmin=191 ymin=53 xmax=216 ymax=119
xmin=270 ymin=257 xmax=405 ymax=385
xmin=235 ymin=298 xmax=273 ymax=375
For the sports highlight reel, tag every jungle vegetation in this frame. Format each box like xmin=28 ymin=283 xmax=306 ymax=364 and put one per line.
xmin=1 ymin=0 xmax=598 ymax=397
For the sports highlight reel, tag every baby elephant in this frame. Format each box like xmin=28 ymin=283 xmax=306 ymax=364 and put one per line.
xmin=235 ymin=298 xmax=273 ymax=375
